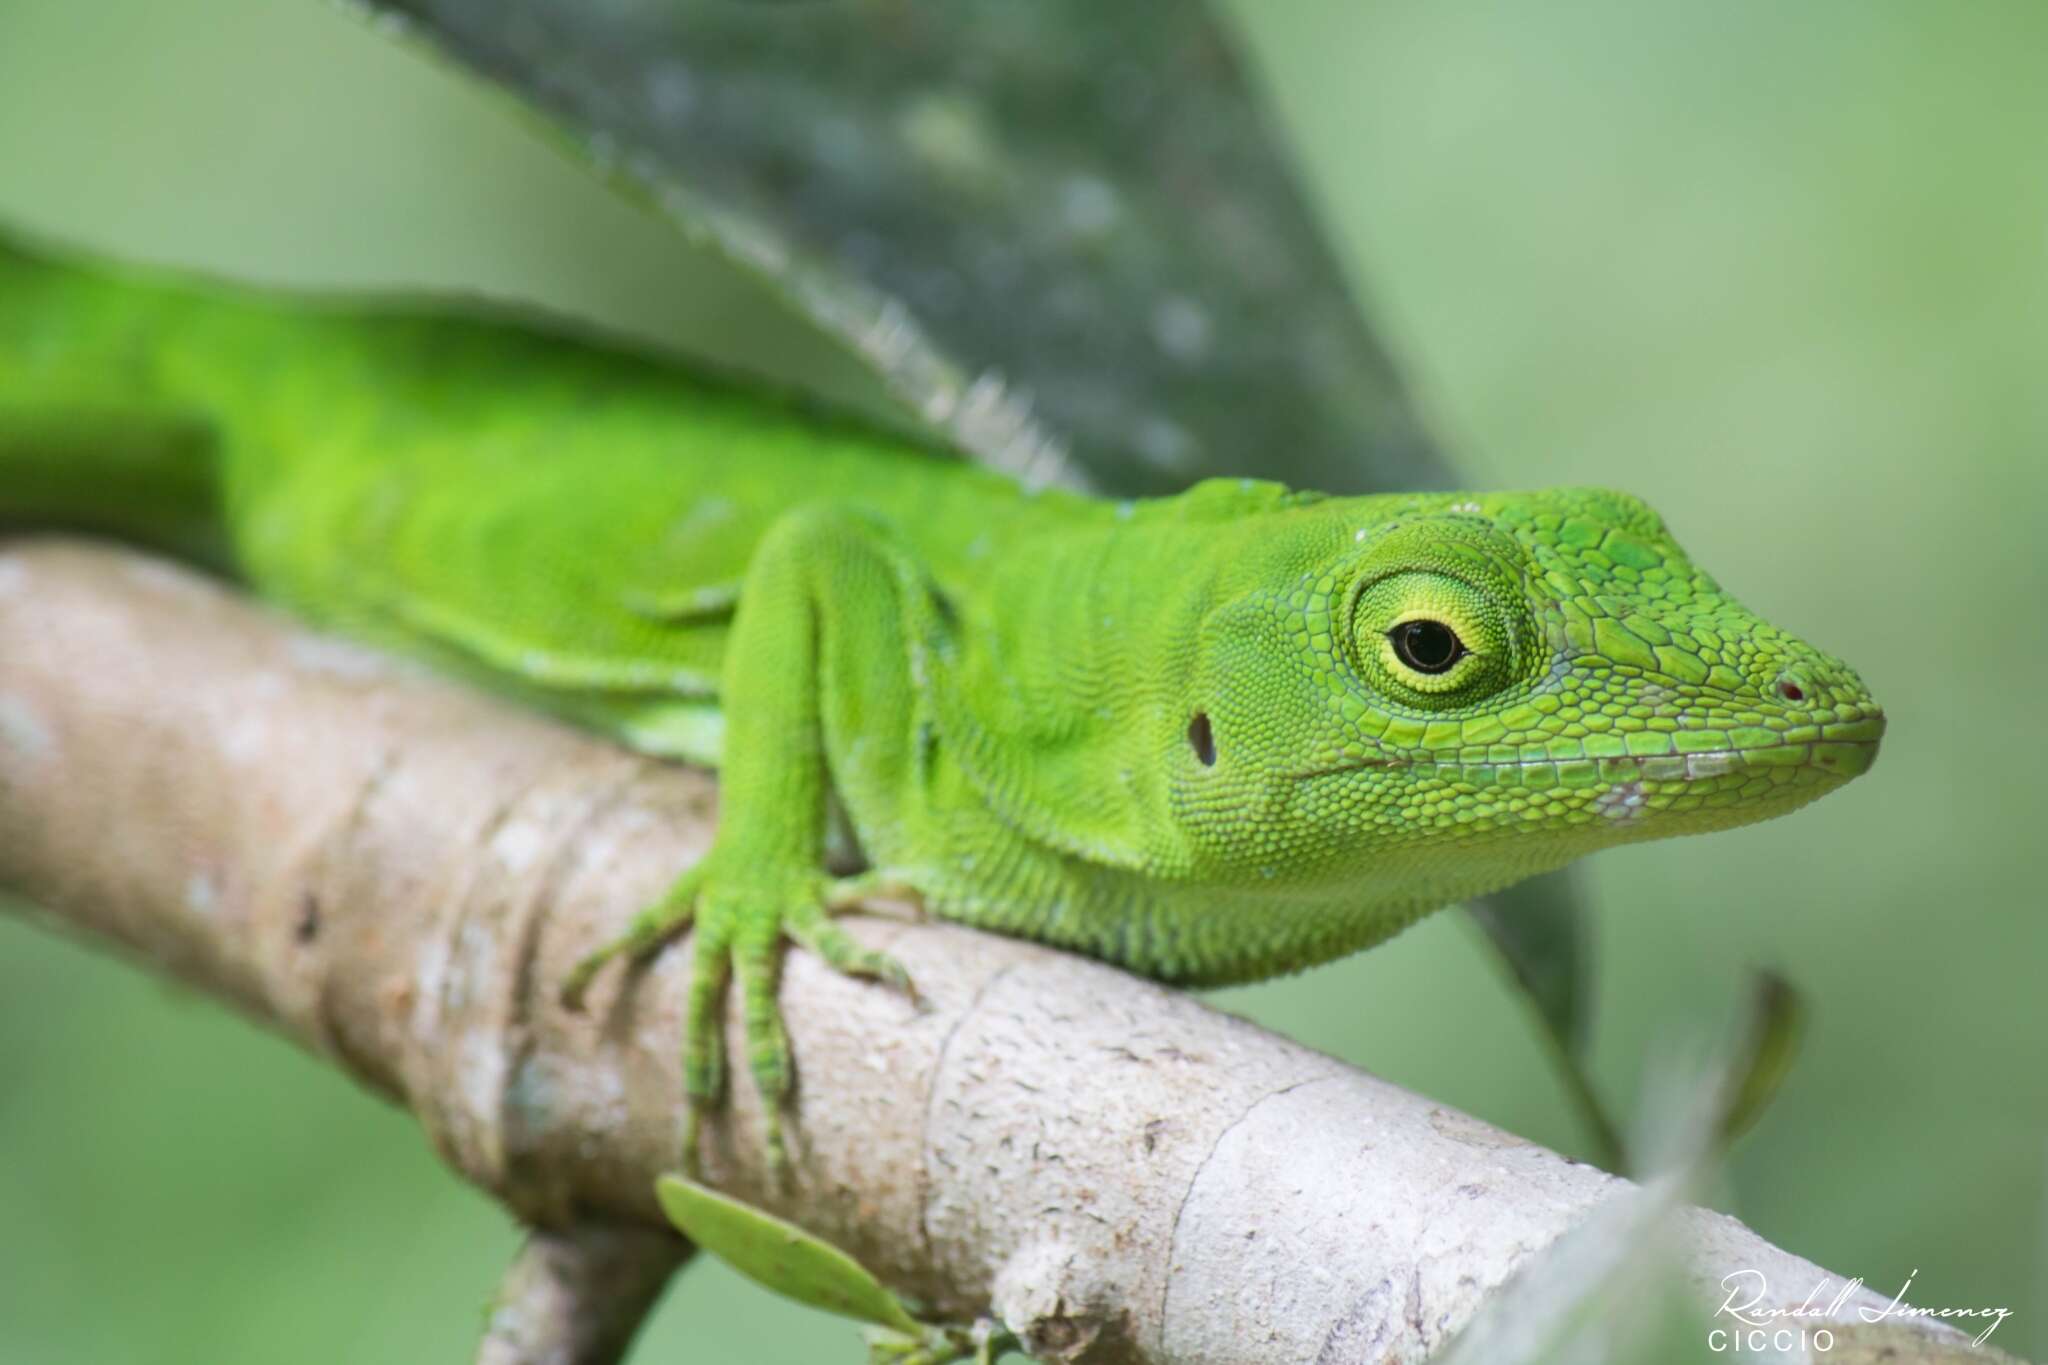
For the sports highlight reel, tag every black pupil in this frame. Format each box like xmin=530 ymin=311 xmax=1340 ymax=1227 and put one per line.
xmin=1391 ymin=620 xmax=1463 ymax=673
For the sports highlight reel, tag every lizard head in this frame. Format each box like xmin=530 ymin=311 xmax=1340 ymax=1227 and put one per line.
xmin=1175 ymin=486 xmax=1884 ymax=911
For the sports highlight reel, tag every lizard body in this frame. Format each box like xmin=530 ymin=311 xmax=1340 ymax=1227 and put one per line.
xmin=0 ymin=240 xmax=1884 ymax=1163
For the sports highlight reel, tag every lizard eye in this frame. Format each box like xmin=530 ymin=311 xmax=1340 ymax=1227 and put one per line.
xmin=1344 ymin=564 xmax=1520 ymax=708
xmin=1340 ymin=521 xmax=1534 ymax=709
xmin=1389 ymin=620 xmax=1464 ymax=674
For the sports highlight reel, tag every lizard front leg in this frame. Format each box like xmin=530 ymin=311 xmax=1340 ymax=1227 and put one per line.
xmin=561 ymin=503 xmax=934 ymax=1175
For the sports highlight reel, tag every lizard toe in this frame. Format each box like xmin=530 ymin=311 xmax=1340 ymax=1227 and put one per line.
xmin=560 ymin=865 xmax=703 ymax=1011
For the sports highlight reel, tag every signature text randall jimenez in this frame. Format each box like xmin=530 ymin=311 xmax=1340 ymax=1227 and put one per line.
xmin=1712 ymin=1268 xmax=2011 ymax=1353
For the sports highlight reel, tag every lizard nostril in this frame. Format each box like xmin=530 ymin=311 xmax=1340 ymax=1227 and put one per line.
xmin=1776 ymin=678 xmax=1806 ymax=704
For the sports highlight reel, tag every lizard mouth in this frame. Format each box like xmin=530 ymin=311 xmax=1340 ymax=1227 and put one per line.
xmin=1293 ymin=717 xmax=1885 ymax=785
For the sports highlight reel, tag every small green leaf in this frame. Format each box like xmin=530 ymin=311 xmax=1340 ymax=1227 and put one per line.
xmin=656 ymin=1175 xmax=923 ymax=1335
xmin=1714 ymin=969 xmax=1806 ymax=1148
xmin=864 ymin=1320 xmax=1022 ymax=1365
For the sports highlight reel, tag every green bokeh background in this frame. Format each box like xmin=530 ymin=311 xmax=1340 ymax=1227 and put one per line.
xmin=1 ymin=1 xmax=2043 ymax=1360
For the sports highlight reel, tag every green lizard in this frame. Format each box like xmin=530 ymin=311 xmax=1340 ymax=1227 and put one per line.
xmin=0 ymin=238 xmax=1884 ymax=1169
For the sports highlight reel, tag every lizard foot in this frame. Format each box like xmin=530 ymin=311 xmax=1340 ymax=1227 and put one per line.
xmin=561 ymin=854 xmax=918 ymax=1178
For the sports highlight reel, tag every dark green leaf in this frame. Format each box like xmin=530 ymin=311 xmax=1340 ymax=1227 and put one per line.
xmin=1469 ymin=870 xmax=1621 ymax=1169
xmin=350 ymin=0 xmax=1448 ymax=497
xmin=1468 ymin=870 xmax=1588 ymax=1055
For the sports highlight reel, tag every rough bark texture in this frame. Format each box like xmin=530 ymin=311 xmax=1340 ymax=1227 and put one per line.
xmin=0 ymin=539 xmax=1984 ymax=1364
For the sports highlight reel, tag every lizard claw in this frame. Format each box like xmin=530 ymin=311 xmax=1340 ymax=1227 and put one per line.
xmin=559 ymin=866 xmax=702 ymax=1012
xmin=566 ymin=853 xmax=922 ymax=1174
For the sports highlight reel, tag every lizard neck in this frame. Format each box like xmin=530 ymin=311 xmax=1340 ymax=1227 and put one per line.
xmin=914 ymin=834 xmax=1444 ymax=988
xmin=927 ymin=493 xmax=1213 ymax=875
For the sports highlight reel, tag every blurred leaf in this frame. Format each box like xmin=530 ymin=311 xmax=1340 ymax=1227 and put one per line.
xmin=1469 ymin=870 xmax=1621 ymax=1169
xmin=1437 ymin=988 xmax=1808 ymax=1365
xmin=1429 ymin=1169 xmax=1717 ymax=1365
xmin=1713 ymin=968 xmax=1806 ymax=1150
xmin=656 ymin=1174 xmax=924 ymax=1334
xmin=1446 ymin=980 xmax=2002 ymax=1365
xmin=347 ymin=0 xmax=1448 ymax=498
xmin=1612 ymin=971 xmax=1808 ymax=1184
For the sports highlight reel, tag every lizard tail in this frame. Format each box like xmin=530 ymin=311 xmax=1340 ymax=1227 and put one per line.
xmin=0 ymin=230 xmax=235 ymax=572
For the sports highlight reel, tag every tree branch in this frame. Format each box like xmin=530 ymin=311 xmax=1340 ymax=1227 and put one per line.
xmin=0 ymin=540 xmax=1987 ymax=1363
xmin=478 ymin=1222 xmax=689 ymax=1365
